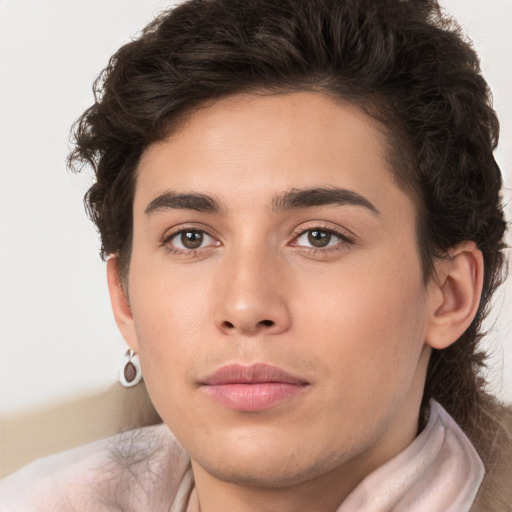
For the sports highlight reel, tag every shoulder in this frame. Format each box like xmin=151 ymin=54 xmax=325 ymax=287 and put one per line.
xmin=0 ymin=423 xmax=190 ymax=512
xmin=472 ymin=404 xmax=512 ymax=511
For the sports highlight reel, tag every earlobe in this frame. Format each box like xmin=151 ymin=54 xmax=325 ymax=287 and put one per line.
xmin=106 ymin=256 xmax=139 ymax=352
xmin=426 ymin=242 xmax=483 ymax=350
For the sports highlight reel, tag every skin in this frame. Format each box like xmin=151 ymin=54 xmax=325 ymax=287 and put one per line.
xmin=108 ymin=91 xmax=483 ymax=512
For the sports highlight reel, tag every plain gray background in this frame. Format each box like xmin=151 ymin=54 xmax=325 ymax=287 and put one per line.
xmin=1 ymin=0 xmax=511 ymax=417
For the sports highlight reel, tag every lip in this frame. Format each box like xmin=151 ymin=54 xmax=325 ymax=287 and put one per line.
xmin=201 ymin=363 xmax=309 ymax=412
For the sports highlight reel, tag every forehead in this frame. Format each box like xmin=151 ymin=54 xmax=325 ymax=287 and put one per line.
xmin=134 ymin=91 xmax=411 ymax=219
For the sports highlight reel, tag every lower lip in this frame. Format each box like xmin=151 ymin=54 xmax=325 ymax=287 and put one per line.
xmin=203 ymin=383 xmax=306 ymax=411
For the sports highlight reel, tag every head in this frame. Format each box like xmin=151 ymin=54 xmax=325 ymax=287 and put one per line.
xmin=69 ymin=0 xmax=506 ymax=483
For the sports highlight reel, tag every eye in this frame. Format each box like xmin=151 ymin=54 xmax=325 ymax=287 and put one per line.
xmin=294 ymin=228 xmax=349 ymax=249
xmin=167 ymin=229 xmax=216 ymax=250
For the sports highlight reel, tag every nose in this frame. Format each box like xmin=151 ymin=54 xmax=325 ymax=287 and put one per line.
xmin=214 ymin=247 xmax=291 ymax=336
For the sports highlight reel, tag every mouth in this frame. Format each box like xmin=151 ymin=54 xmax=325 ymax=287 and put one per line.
xmin=200 ymin=363 xmax=309 ymax=412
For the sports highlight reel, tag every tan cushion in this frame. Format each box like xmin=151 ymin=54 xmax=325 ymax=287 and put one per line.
xmin=0 ymin=383 xmax=160 ymax=478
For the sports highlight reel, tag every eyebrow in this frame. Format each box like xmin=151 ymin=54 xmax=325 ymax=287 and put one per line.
xmin=272 ymin=187 xmax=379 ymax=214
xmin=144 ymin=187 xmax=379 ymax=216
xmin=145 ymin=191 xmax=223 ymax=215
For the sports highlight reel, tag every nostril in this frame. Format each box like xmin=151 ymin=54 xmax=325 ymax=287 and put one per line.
xmin=221 ymin=319 xmax=275 ymax=331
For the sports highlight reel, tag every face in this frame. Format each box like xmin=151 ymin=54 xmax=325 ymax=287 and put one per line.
xmin=116 ymin=92 xmax=436 ymax=489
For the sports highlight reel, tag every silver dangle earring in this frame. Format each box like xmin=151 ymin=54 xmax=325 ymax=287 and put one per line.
xmin=119 ymin=349 xmax=143 ymax=388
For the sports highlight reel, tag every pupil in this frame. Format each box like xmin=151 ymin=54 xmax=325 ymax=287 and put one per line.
xmin=308 ymin=230 xmax=330 ymax=247
xmin=181 ymin=231 xmax=203 ymax=249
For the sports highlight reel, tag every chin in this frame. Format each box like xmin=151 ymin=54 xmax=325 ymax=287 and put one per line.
xmin=189 ymin=434 xmax=349 ymax=489
xmin=197 ymin=455 xmax=327 ymax=488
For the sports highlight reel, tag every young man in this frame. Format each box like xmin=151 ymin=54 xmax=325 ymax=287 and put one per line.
xmin=1 ymin=0 xmax=510 ymax=510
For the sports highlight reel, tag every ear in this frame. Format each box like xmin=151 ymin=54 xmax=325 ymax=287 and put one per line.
xmin=426 ymin=242 xmax=484 ymax=350
xmin=107 ymin=256 xmax=139 ymax=353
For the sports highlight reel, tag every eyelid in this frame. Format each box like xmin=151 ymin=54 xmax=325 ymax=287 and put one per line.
xmin=290 ymin=222 xmax=356 ymax=244
xmin=162 ymin=222 xmax=219 ymax=241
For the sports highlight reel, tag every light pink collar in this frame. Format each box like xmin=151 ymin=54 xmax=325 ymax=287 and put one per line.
xmin=336 ymin=401 xmax=484 ymax=511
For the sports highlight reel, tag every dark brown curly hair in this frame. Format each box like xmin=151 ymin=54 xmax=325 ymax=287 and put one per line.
xmin=68 ymin=0 xmax=509 ymax=495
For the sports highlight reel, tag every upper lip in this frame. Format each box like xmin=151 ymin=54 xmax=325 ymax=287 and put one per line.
xmin=201 ymin=363 xmax=308 ymax=386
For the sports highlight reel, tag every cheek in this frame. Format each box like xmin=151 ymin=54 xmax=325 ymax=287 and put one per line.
xmin=294 ymin=250 xmax=428 ymax=399
xmin=126 ymin=261 xmax=214 ymax=401
xmin=129 ymin=250 xmax=213 ymax=337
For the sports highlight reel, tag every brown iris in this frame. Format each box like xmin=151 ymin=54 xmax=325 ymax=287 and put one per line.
xmin=181 ymin=230 xmax=204 ymax=249
xmin=308 ymin=230 xmax=331 ymax=247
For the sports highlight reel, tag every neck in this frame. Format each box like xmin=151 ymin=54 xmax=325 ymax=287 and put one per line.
xmin=190 ymin=461 xmax=362 ymax=512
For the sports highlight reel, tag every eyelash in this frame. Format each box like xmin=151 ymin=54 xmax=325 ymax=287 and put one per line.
xmin=161 ymin=224 xmax=354 ymax=257
xmin=291 ymin=226 xmax=354 ymax=253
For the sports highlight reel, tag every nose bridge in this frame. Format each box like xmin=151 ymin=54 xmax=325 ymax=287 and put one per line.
xmin=214 ymin=236 xmax=290 ymax=335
